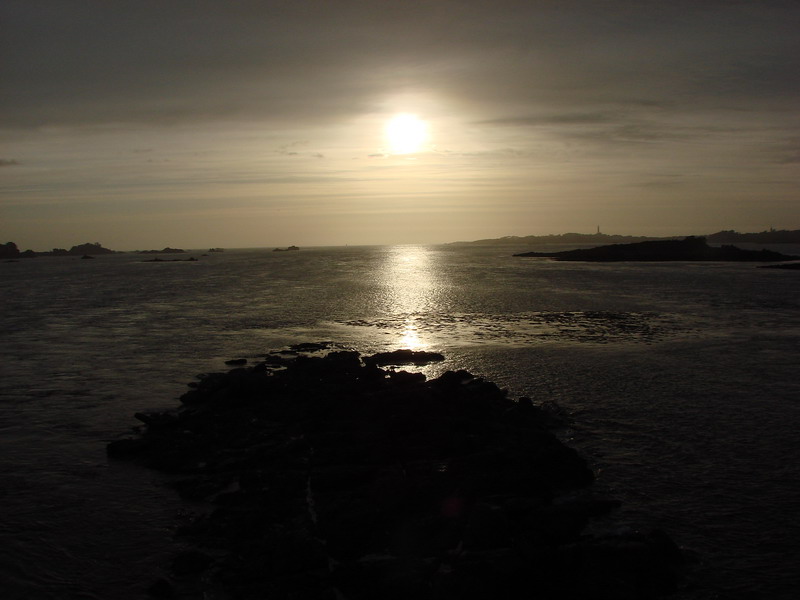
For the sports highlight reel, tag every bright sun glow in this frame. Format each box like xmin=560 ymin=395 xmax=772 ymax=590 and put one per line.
xmin=385 ymin=113 xmax=428 ymax=154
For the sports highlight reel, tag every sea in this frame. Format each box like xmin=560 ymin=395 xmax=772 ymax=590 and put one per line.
xmin=1 ymin=244 xmax=799 ymax=599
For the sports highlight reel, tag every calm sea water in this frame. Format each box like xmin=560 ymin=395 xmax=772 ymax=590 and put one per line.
xmin=1 ymin=245 xmax=799 ymax=599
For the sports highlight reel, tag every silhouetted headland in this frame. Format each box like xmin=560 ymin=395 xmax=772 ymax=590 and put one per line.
xmin=451 ymin=232 xmax=668 ymax=246
xmin=514 ymin=237 xmax=800 ymax=262
xmin=705 ymin=228 xmax=800 ymax=244
xmin=451 ymin=228 xmax=800 ymax=247
xmin=108 ymin=343 xmax=684 ymax=599
xmin=273 ymin=245 xmax=300 ymax=252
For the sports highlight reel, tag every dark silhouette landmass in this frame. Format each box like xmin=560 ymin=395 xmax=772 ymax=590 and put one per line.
xmin=1 ymin=241 xmax=118 ymax=258
xmin=450 ymin=232 xmax=668 ymax=246
xmin=705 ymin=229 xmax=800 ymax=244
xmin=451 ymin=229 xmax=800 ymax=246
xmin=49 ymin=242 xmax=117 ymax=256
xmin=3 ymin=241 xmax=197 ymax=259
xmin=273 ymin=245 xmax=300 ymax=252
xmin=108 ymin=344 xmax=684 ymax=599
xmin=514 ymin=237 xmax=799 ymax=262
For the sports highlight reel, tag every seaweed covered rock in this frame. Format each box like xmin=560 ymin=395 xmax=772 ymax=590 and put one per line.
xmin=109 ymin=347 xmax=684 ymax=599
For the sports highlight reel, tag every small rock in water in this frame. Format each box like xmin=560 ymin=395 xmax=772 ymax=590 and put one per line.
xmin=364 ymin=348 xmax=445 ymax=366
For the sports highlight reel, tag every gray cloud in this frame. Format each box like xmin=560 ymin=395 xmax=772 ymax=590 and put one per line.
xmin=276 ymin=141 xmax=324 ymax=159
xmin=1 ymin=0 xmax=797 ymax=131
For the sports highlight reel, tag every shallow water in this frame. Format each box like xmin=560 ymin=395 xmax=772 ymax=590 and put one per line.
xmin=1 ymin=245 xmax=799 ymax=598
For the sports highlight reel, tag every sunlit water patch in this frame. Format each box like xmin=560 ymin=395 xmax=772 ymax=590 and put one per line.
xmin=339 ymin=310 xmax=682 ymax=347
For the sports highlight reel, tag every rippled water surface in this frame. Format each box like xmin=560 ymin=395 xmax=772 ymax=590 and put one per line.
xmin=1 ymin=245 xmax=799 ymax=598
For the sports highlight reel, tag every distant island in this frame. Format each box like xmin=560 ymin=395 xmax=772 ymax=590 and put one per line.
xmin=450 ymin=228 xmax=800 ymax=247
xmin=1 ymin=241 xmax=118 ymax=258
xmin=514 ymin=236 xmax=800 ymax=262
xmin=272 ymin=245 xmax=300 ymax=252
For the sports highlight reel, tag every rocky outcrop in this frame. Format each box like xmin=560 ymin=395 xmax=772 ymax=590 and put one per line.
xmin=46 ymin=242 xmax=116 ymax=256
xmin=108 ymin=347 xmax=684 ymax=599
xmin=69 ymin=242 xmax=115 ymax=255
xmin=514 ymin=236 xmax=799 ymax=262
xmin=363 ymin=349 xmax=445 ymax=366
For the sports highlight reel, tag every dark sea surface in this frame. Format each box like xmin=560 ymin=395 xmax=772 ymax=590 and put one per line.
xmin=1 ymin=245 xmax=799 ymax=599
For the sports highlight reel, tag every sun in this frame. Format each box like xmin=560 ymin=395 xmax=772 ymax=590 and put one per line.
xmin=385 ymin=113 xmax=428 ymax=154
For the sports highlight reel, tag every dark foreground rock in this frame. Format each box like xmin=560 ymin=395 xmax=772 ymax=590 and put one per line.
xmin=514 ymin=236 xmax=799 ymax=262
xmin=108 ymin=347 xmax=684 ymax=599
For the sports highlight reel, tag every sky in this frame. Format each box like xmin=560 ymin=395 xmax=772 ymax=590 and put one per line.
xmin=1 ymin=0 xmax=798 ymax=250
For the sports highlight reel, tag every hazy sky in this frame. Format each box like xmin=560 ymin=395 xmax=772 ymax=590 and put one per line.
xmin=2 ymin=0 xmax=798 ymax=250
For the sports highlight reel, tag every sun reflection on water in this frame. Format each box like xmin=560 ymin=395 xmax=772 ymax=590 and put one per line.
xmin=379 ymin=246 xmax=442 ymax=350
xmin=398 ymin=318 xmax=424 ymax=350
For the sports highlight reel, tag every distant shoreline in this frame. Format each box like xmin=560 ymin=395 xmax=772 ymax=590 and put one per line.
xmin=448 ymin=228 xmax=800 ymax=247
xmin=512 ymin=236 xmax=800 ymax=262
xmin=3 ymin=229 xmax=800 ymax=258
